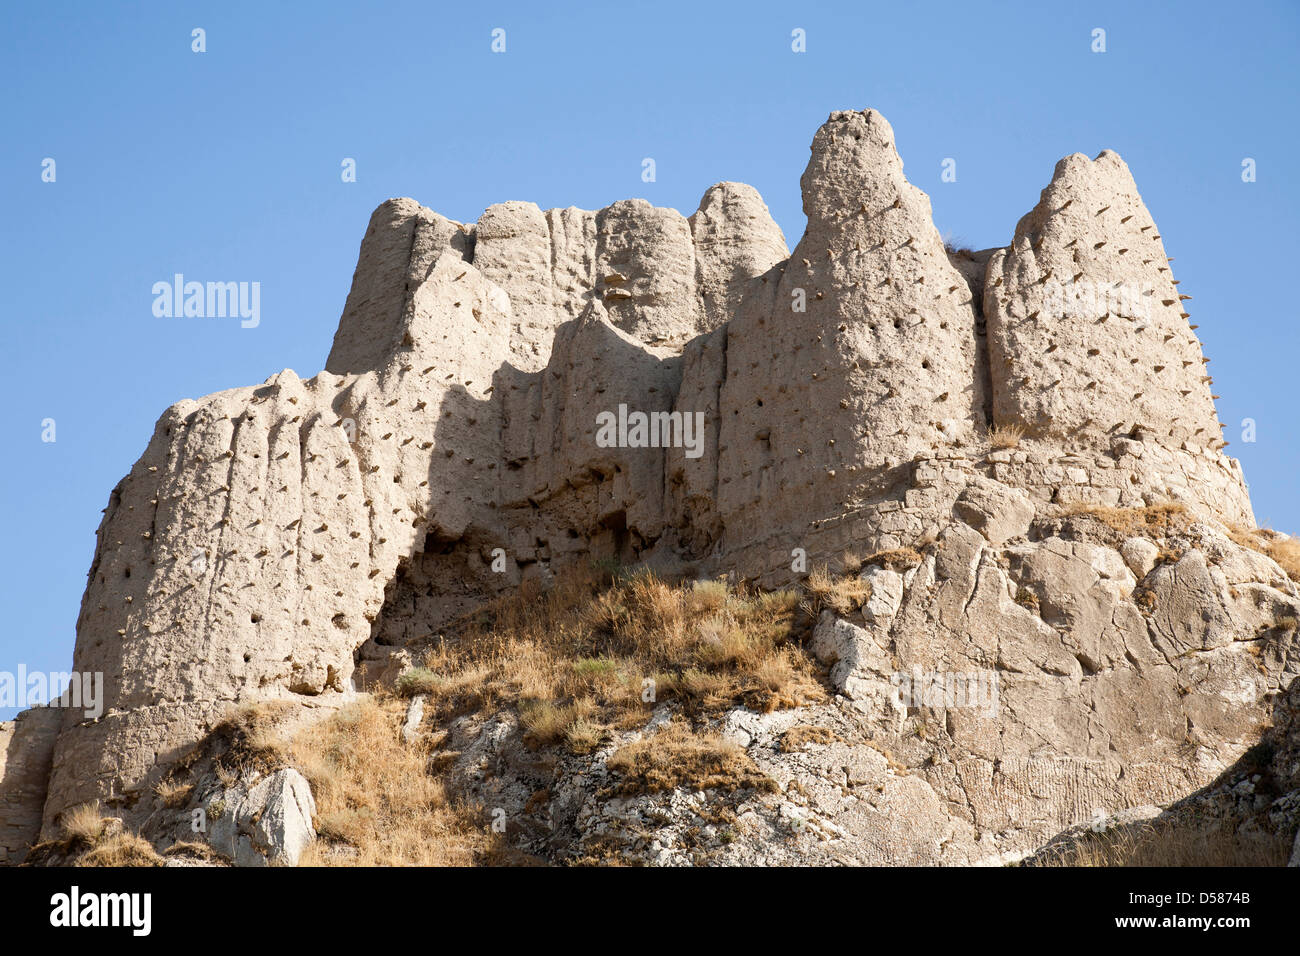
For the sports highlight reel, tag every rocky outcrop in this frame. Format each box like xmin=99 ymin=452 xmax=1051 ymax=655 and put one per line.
xmin=810 ymin=512 xmax=1299 ymax=854
xmin=203 ymin=768 xmax=317 ymax=867
xmin=5 ymin=107 xmax=1290 ymax=867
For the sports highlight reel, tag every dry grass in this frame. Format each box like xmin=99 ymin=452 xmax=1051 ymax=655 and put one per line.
xmin=804 ymin=564 xmax=872 ymax=615
xmin=1032 ymin=819 xmax=1290 ymax=867
xmin=292 ymin=696 xmax=490 ymax=866
xmin=1156 ymin=545 xmax=1185 ymax=566
xmin=1060 ymin=502 xmax=1191 ymax=538
xmin=1014 ymin=587 xmax=1041 ymax=612
xmin=162 ymin=841 xmax=222 ymax=864
xmin=35 ymin=803 xmax=164 ymax=867
xmin=62 ymin=802 xmax=107 ymax=844
xmin=405 ymin=567 xmax=825 ymax=756
xmin=77 ymin=832 xmax=164 ymax=867
xmin=780 ymin=725 xmax=841 ymax=752
xmin=1226 ymin=524 xmax=1300 ymax=584
xmin=859 ymin=547 xmax=925 ymax=572
xmin=988 ymin=423 xmax=1026 ymax=450
xmin=154 ymin=778 xmax=194 ymax=809
xmin=212 ymin=700 xmax=295 ymax=774
xmin=606 ymin=720 xmax=777 ymax=795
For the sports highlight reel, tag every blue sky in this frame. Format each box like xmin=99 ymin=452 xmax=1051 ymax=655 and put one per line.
xmin=1 ymin=0 xmax=1297 ymax=718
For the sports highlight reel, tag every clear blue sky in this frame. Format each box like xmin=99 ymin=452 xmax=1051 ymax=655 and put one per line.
xmin=2 ymin=0 xmax=1297 ymax=718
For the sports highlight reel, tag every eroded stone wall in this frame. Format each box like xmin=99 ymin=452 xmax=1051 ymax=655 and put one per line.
xmin=6 ymin=108 xmax=1265 ymax=853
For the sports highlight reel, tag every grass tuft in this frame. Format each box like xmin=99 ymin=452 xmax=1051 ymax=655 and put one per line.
xmin=1060 ymin=502 xmax=1191 ymax=538
xmin=606 ymin=720 xmax=777 ymax=796
xmin=989 ymin=423 xmax=1026 ymax=450
xmin=394 ymin=667 xmax=444 ymax=697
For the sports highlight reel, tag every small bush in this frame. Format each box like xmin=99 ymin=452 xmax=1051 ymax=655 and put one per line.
xmin=860 ymin=547 xmax=924 ymax=572
xmin=943 ymin=238 xmax=977 ymax=260
xmin=1061 ymin=502 xmax=1190 ymax=538
xmin=989 ymin=423 xmax=1025 ymax=450
xmin=606 ymin=721 xmax=777 ymax=796
xmin=212 ymin=700 xmax=293 ymax=768
xmin=780 ymin=725 xmax=840 ymax=752
xmin=154 ymin=778 xmax=194 ymax=809
xmin=804 ymin=565 xmax=871 ymax=615
xmin=395 ymin=667 xmax=444 ymax=697
xmin=62 ymin=803 xmax=106 ymax=845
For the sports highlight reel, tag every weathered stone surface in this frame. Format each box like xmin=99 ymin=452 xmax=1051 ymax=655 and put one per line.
xmin=983 ymin=151 xmax=1252 ymax=526
xmin=328 ymin=198 xmax=472 ymax=375
xmin=206 ymin=768 xmax=316 ymax=867
xmin=810 ymin=612 xmax=874 ymax=698
xmin=860 ymin=566 xmax=904 ymax=624
xmin=402 ymin=694 xmax=426 ymax=745
xmin=986 ymin=152 xmax=1214 ymax=445
xmin=0 ymin=708 xmax=60 ymax=863
xmin=40 ymin=251 xmax=515 ymax=835
xmin=712 ymin=110 xmax=985 ymax=566
xmin=953 ymin=476 xmax=1034 ymax=545
xmin=690 ymin=182 xmax=789 ymax=329
xmin=8 ymin=107 xmax=1291 ymax=867
xmin=1120 ymin=536 xmax=1160 ymax=579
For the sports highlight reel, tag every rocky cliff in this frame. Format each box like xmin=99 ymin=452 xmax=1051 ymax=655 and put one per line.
xmin=2 ymin=109 xmax=1295 ymax=867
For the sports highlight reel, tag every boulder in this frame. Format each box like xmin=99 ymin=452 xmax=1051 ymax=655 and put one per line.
xmin=953 ymin=477 xmax=1035 ymax=545
xmin=206 ymin=769 xmax=316 ymax=867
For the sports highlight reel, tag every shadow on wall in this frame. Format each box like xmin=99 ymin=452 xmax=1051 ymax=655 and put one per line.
xmin=352 ymin=305 xmax=695 ymax=686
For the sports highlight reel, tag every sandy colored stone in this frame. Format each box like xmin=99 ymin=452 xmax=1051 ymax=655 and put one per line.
xmin=8 ymin=108 xmax=1292 ymax=868
xmin=0 ymin=708 xmax=60 ymax=863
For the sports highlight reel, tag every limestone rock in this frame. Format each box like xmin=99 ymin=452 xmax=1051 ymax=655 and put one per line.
xmin=207 ymin=768 xmax=316 ymax=867
xmin=953 ymin=476 xmax=1034 ymax=545
xmin=401 ymin=695 xmax=426 ymax=745
xmin=810 ymin=612 xmax=872 ymax=696
xmin=860 ymin=566 xmax=904 ymax=624
xmin=1120 ymin=536 xmax=1160 ymax=579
